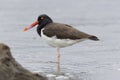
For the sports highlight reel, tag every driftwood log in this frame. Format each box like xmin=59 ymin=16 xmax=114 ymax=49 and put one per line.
xmin=0 ymin=43 xmax=47 ymax=80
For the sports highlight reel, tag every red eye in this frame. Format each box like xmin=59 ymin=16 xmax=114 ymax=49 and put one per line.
xmin=41 ymin=17 xmax=44 ymax=20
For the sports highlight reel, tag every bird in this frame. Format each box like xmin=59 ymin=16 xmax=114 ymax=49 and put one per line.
xmin=23 ymin=14 xmax=99 ymax=74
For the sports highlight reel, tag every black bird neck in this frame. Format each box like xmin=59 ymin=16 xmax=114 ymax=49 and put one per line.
xmin=37 ymin=19 xmax=53 ymax=36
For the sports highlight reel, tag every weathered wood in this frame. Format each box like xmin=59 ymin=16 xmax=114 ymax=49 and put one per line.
xmin=0 ymin=43 xmax=47 ymax=80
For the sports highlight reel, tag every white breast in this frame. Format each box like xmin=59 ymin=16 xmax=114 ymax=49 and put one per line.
xmin=41 ymin=29 xmax=86 ymax=48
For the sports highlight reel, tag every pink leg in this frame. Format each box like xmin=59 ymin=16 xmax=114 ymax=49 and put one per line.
xmin=57 ymin=48 xmax=61 ymax=75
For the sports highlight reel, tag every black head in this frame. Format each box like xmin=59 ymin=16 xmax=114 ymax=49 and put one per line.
xmin=37 ymin=14 xmax=53 ymax=26
xmin=23 ymin=14 xmax=53 ymax=35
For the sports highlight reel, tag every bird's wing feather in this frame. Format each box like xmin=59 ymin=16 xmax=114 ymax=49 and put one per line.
xmin=43 ymin=23 xmax=91 ymax=40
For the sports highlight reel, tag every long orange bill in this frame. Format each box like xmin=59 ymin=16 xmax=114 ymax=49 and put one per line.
xmin=23 ymin=21 xmax=39 ymax=32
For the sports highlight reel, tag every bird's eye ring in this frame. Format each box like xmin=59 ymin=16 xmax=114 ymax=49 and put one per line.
xmin=41 ymin=17 xmax=44 ymax=20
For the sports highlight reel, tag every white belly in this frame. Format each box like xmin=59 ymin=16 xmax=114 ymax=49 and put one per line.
xmin=41 ymin=30 xmax=85 ymax=48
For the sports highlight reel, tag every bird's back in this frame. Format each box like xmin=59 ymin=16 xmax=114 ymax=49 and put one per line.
xmin=43 ymin=23 xmax=99 ymax=41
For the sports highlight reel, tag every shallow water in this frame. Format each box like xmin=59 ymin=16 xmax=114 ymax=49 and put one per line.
xmin=1 ymin=0 xmax=120 ymax=80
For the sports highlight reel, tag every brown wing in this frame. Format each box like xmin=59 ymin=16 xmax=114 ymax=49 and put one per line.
xmin=43 ymin=23 xmax=92 ymax=40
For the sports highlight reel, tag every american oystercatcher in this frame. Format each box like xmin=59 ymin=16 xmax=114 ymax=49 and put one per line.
xmin=23 ymin=14 xmax=99 ymax=74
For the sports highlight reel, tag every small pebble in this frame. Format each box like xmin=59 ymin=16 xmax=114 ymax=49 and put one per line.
xmin=56 ymin=76 xmax=69 ymax=80
xmin=47 ymin=74 xmax=56 ymax=80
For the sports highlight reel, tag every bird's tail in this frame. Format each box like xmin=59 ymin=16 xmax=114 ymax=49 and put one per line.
xmin=89 ymin=36 xmax=99 ymax=41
